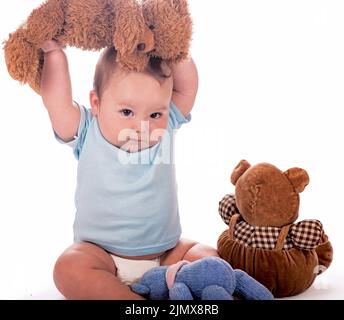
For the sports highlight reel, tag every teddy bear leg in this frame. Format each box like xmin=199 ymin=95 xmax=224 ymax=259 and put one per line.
xmin=201 ymin=285 xmax=233 ymax=300
xmin=234 ymin=269 xmax=274 ymax=300
xmin=169 ymin=282 xmax=193 ymax=300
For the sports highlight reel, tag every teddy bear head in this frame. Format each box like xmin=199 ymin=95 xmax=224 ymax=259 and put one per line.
xmin=115 ymin=0 xmax=192 ymax=70
xmin=3 ymin=0 xmax=192 ymax=94
xmin=230 ymin=160 xmax=309 ymax=227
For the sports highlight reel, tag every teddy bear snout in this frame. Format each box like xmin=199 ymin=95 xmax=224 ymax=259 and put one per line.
xmin=137 ymin=43 xmax=156 ymax=54
xmin=137 ymin=27 xmax=155 ymax=53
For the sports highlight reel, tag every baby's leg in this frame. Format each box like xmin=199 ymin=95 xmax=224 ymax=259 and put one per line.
xmin=53 ymin=242 xmax=144 ymax=300
xmin=160 ymin=238 xmax=219 ymax=266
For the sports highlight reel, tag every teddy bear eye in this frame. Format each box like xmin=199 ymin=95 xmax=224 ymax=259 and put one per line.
xmin=137 ymin=43 xmax=146 ymax=51
xmin=149 ymin=25 xmax=155 ymax=30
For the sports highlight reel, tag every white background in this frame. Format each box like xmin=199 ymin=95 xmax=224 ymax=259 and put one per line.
xmin=0 ymin=0 xmax=343 ymax=299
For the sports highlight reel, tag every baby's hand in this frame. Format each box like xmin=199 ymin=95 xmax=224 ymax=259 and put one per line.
xmin=41 ymin=39 xmax=65 ymax=53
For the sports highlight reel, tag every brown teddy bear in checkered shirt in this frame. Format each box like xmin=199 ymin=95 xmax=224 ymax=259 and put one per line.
xmin=217 ymin=160 xmax=333 ymax=298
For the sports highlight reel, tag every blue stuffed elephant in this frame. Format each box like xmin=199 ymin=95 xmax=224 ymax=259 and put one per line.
xmin=130 ymin=256 xmax=273 ymax=300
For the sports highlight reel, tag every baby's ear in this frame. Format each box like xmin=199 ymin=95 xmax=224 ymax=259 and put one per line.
xmin=231 ymin=160 xmax=251 ymax=185
xmin=130 ymin=283 xmax=150 ymax=296
xmin=284 ymin=167 xmax=309 ymax=193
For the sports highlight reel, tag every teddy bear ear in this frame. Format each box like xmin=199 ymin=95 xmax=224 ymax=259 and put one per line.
xmin=231 ymin=160 xmax=251 ymax=185
xmin=284 ymin=167 xmax=310 ymax=193
xmin=170 ymin=0 xmax=189 ymax=15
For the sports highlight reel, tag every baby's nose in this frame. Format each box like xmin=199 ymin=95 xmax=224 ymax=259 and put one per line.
xmin=130 ymin=120 xmax=141 ymax=131
xmin=133 ymin=120 xmax=150 ymax=134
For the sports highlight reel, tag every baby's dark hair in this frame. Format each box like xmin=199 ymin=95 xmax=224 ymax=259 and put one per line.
xmin=93 ymin=47 xmax=172 ymax=99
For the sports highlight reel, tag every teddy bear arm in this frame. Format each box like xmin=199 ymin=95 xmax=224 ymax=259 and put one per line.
xmin=315 ymin=233 xmax=333 ymax=273
xmin=290 ymin=220 xmax=325 ymax=250
xmin=219 ymin=194 xmax=240 ymax=225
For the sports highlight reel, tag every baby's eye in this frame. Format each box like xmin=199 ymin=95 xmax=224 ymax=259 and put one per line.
xmin=150 ymin=112 xmax=162 ymax=119
xmin=120 ymin=109 xmax=134 ymax=117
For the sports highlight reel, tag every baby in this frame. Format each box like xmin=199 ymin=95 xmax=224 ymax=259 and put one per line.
xmin=40 ymin=40 xmax=218 ymax=299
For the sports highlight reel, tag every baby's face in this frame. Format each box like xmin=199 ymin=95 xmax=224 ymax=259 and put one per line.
xmin=90 ymin=69 xmax=173 ymax=152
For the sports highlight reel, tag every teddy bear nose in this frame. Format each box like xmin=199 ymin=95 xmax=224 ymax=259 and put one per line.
xmin=137 ymin=43 xmax=146 ymax=51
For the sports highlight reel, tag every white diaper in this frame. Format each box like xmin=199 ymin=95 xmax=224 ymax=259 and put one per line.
xmin=111 ymin=254 xmax=160 ymax=285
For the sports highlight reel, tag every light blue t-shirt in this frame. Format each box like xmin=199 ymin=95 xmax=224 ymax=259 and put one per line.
xmin=55 ymin=101 xmax=190 ymax=256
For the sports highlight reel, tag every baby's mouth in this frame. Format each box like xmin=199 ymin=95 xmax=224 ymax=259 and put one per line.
xmin=129 ymin=139 xmax=141 ymax=143
xmin=128 ymin=139 xmax=151 ymax=147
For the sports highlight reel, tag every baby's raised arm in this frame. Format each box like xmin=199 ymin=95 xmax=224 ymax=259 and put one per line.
xmin=171 ymin=56 xmax=199 ymax=117
xmin=40 ymin=40 xmax=80 ymax=142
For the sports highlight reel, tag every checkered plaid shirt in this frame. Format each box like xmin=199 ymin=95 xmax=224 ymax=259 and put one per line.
xmin=219 ymin=194 xmax=324 ymax=250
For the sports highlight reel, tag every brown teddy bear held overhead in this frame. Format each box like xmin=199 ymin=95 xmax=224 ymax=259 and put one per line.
xmin=3 ymin=0 xmax=192 ymax=94
xmin=217 ymin=160 xmax=333 ymax=297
